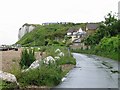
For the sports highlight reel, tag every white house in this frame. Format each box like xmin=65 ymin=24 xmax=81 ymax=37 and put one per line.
xmin=67 ymin=28 xmax=86 ymax=42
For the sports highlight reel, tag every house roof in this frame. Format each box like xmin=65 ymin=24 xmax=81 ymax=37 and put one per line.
xmin=67 ymin=27 xmax=79 ymax=33
xmin=86 ymin=23 xmax=99 ymax=30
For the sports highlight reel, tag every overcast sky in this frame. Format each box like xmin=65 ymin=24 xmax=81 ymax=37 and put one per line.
xmin=0 ymin=0 xmax=119 ymax=45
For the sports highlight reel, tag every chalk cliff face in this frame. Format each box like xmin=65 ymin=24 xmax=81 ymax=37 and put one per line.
xmin=18 ymin=24 xmax=36 ymax=39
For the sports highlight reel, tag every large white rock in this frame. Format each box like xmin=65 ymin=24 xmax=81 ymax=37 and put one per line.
xmin=54 ymin=56 xmax=60 ymax=60
xmin=0 ymin=71 xmax=19 ymax=85
xmin=55 ymin=49 xmax=61 ymax=53
xmin=43 ymin=56 xmax=55 ymax=64
xmin=29 ymin=60 xmax=40 ymax=69
xmin=38 ymin=48 xmax=40 ymax=51
xmin=22 ymin=60 xmax=41 ymax=72
xmin=58 ymin=52 xmax=64 ymax=57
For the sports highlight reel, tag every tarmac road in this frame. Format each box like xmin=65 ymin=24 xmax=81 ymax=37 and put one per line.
xmin=53 ymin=53 xmax=119 ymax=89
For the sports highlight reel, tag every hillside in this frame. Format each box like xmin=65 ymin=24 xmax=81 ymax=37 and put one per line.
xmin=17 ymin=23 xmax=71 ymax=46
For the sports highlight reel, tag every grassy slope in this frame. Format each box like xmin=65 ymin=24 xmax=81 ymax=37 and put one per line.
xmin=16 ymin=24 xmax=73 ymax=46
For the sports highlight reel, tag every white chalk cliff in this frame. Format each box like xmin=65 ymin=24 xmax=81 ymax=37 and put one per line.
xmin=18 ymin=23 xmax=36 ymax=39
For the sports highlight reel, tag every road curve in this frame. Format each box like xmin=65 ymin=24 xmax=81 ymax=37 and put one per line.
xmin=55 ymin=53 xmax=119 ymax=88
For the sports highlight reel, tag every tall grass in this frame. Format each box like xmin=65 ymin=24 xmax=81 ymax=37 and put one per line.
xmin=18 ymin=63 xmax=62 ymax=87
xmin=19 ymin=48 xmax=36 ymax=69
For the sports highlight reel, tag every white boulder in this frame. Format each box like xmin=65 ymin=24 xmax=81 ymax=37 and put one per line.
xmin=29 ymin=60 xmax=40 ymax=69
xmin=0 ymin=71 xmax=19 ymax=85
xmin=54 ymin=56 xmax=60 ymax=60
xmin=38 ymin=48 xmax=40 ymax=51
xmin=22 ymin=60 xmax=41 ymax=72
xmin=55 ymin=49 xmax=61 ymax=53
xmin=31 ymin=47 xmax=34 ymax=49
xmin=58 ymin=52 xmax=64 ymax=57
xmin=44 ymin=56 xmax=55 ymax=64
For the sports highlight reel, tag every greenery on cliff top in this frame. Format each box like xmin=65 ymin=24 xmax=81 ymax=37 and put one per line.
xmin=16 ymin=23 xmax=84 ymax=46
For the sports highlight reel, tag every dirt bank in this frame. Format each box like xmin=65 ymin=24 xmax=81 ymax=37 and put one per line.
xmin=0 ymin=48 xmax=42 ymax=72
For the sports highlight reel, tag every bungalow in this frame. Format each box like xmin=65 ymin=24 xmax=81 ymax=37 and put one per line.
xmin=67 ymin=28 xmax=78 ymax=36
xmin=85 ymin=23 xmax=99 ymax=36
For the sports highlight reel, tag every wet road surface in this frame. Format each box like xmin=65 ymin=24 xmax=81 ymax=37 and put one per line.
xmin=55 ymin=53 xmax=119 ymax=88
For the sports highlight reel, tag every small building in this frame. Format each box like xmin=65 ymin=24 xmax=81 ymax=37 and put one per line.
xmin=85 ymin=23 xmax=99 ymax=36
xmin=67 ymin=27 xmax=86 ymax=42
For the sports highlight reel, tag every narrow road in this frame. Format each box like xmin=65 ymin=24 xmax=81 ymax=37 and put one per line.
xmin=55 ymin=53 xmax=119 ymax=88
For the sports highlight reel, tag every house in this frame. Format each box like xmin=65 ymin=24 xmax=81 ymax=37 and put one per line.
xmin=67 ymin=23 xmax=99 ymax=49
xmin=67 ymin=27 xmax=86 ymax=42
xmin=85 ymin=23 xmax=99 ymax=36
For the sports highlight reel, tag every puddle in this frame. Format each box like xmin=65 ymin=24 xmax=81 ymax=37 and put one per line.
xmin=97 ymin=66 xmax=104 ymax=68
xmin=111 ymin=70 xmax=120 ymax=74
xmin=74 ymin=66 xmax=81 ymax=68
xmin=101 ymin=61 xmax=113 ymax=69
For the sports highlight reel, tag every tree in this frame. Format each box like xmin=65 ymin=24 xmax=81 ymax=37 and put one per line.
xmin=84 ymin=12 xmax=119 ymax=46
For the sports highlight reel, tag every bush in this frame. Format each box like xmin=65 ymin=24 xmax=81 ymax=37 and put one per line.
xmin=17 ymin=46 xmax=76 ymax=87
xmin=0 ymin=80 xmax=18 ymax=90
xmin=53 ymin=40 xmax=59 ymax=44
xmin=72 ymin=36 xmax=119 ymax=61
xmin=18 ymin=63 xmax=62 ymax=87
xmin=20 ymin=48 xmax=36 ymax=69
xmin=56 ymin=56 xmax=76 ymax=65
xmin=40 ymin=47 xmax=46 ymax=52
xmin=94 ymin=36 xmax=119 ymax=60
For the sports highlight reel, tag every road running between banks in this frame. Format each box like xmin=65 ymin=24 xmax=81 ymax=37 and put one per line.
xmin=55 ymin=53 xmax=119 ymax=88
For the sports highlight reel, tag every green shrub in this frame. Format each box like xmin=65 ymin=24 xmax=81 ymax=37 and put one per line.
xmin=18 ymin=63 xmax=62 ymax=87
xmin=19 ymin=48 xmax=36 ymax=69
xmin=17 ymin=46 xmax=76 ymax=87
xmin=56 ymin=56 xmax=76 ymax=65
xmin=0 ymin=80 xmax=18 ymax=90
xmin=53 ymin=40 xmax=59 ymax=44
xmin=72 ymin=36 xmax=119 ymax=61
xmin=40 ymin=47 xmax=46 ymax=52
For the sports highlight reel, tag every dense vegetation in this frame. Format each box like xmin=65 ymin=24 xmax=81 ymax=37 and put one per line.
xmin=20 ymin=48 xmax=36 ymax=69
xmin=18 ymin=46 xmax=76 ymax=88
xmin=17 ymin=23 xmax=71 ymax=46
xmin=74 ymin=13 xmax=120 ymax=61
xmin=94 ymin=36 xmax=119 ymax=60
xmin=0 ymin=46 xmax=76 ymax=89
xmin=18 ymin=63 xmax=63 ymax=87
xmin=16 ymin=23 xmax=87 ymax=47
xmin=84 ymin=13 xmax=119 ymax=45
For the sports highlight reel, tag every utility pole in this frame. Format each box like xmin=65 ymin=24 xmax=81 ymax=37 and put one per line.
xmin=68 ymin=46 xmax=70 ymax=57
